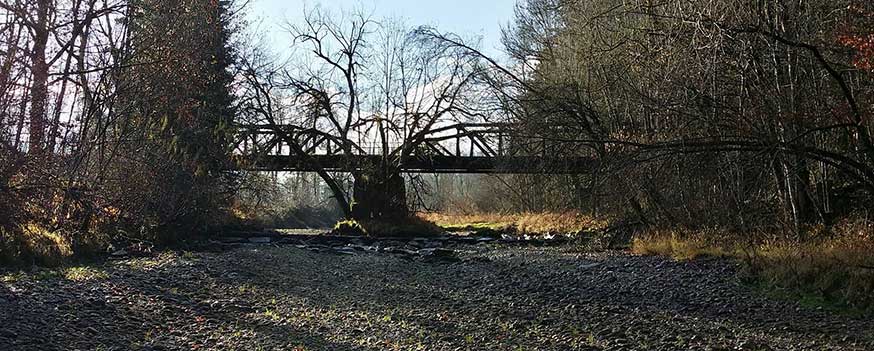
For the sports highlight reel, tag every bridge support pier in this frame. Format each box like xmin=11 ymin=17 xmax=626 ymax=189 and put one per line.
xmin=351 ymin=170 xmax=408 ymax=220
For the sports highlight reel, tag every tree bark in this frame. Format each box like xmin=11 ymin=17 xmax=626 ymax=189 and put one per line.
xmin=352 ymin=169 xmax=408 ymax=220
xmin=28 ymin=0 xmax=50 ymax=155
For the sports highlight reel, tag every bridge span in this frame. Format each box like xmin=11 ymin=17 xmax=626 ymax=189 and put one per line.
xmin=232 ymin=123 xmax=596 ymax=174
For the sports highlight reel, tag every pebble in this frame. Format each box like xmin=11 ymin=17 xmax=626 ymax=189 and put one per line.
xmin=0 ymin=243 xmax=870 ymax=350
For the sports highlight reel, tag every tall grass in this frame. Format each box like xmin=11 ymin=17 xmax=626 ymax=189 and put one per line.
xmin=632 ymin=221 xmax=874 ymax=313
xmin=631 ymin=228 xmax=747 ymax=260
xmin=1 ymin=223 xmax=73 ymax=266
xmin=419 ymin=211 xmax=608 ymax=236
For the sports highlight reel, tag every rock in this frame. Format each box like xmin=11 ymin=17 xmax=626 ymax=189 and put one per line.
xmin=422 ymin=240 xmax=442 ymax=248
xmin=348 ymin=244 xmax=375 ymax=252
xmin=579 ymin=263 xmax=602 ymax=270
xmin=419 ymin=248 xmax=459 ymax=262
xmin=433 ymin=248 xmax=455 ymax=257
xmin=248 ymin=237 xmax=272 ymax=244
xmin=380 ymin=246 xmax=398 ymax=253
xmin=0 ymin=328 xmax=17 ymax=339
xmin=110 ymin=249 xmax=128 ymax=257
xmin=397 ymin=249 xmax=418 ymax=256
xmin=333 ymin=247 xmax=356 ymax=255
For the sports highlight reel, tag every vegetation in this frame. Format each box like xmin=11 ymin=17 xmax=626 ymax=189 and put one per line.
xmin=409 ymin=0 xmax=874 ymax=311
xmin=416 ymin=0 xmax=874 ymax=235
xmin=420 ymin=211 xmax=608 ymax=237
xmin=631 ymin=220 xmax=874 ymax=313
xmin=0 ymin=0 xmax=241 ymax=265
xmin=236 ymin=9 xmax=482 ymax=220
xmin=1 ymin=0 xmax=873 ymax=320
xmin=333 ymin=217 xmax=443 ymax=237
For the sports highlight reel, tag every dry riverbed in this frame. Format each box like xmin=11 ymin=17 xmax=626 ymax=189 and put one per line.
xmin=1 ymin=239 xmax=872 ymax=350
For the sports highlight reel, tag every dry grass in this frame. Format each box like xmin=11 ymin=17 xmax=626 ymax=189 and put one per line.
xmin=419 ymin=212 xmax=608 ymax=236
xmin=752 ymin=234 xmax=874 ymax=312
xmin=1 ymin=222 xmax=74 ymax=266
xmin=632 ymin=222 xmax=874 ymax=313
xmin=631 ymin=228 xmax=746 ymax=260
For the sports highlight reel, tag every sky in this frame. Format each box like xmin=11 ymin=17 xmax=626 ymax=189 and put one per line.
xmin=245 ymin=0 xmax=518 ymax=59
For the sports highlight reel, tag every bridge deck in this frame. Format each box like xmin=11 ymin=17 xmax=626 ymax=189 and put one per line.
xmin=241 ymin=155 xmax=596 ymax=174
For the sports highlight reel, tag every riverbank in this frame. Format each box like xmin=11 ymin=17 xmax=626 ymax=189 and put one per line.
xmin=2 ymin=240 xmax=871 ymax=350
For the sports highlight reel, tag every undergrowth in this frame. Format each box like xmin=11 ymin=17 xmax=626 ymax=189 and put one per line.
xmin=0 ymin=221 xmax=112 ymax=267
xmin=1 ymin=223 xmax=73 ymax=267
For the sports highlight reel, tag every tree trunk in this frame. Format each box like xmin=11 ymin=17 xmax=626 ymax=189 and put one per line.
xmin=28 ymin=0 xmax=50 ymax=155
xmin=352 ymin=169 xmax=408 ymax=220
xmin=318 ymin=168 xmax=353 ymax=219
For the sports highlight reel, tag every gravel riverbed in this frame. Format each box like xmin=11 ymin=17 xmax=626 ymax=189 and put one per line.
xmin=1 ymin=241 xmax=872 ymax=350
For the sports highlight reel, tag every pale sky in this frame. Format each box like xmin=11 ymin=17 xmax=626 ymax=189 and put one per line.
xmin=246 ymin=0 xmax=518 ymax=59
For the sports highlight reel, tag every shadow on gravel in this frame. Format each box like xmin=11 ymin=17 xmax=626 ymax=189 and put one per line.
xmin=108 ymin=263 xmax=383 ymax=351
xmin=2 ymin=246 xmax=874 ymax=350
xmin=205 ymin=246 xmax=874 ymax=349
xmin=0 ymin=262 xmax=381 ymax=351
xmin=0 ymin=276 xmax=140 ymax=350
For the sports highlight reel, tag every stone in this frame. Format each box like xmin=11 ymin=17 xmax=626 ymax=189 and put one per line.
xmin=579 ymin=263 xmax=603 ymax=270
xmin=419 ymin=248 xmax=459 ymax=262
xmin=333 ymin=247 xmax=356 ymax=255
xmin=0 ymin=328 xmax=17 ymax=339
xmin=422 ymin=240 xmax=442 ymax=248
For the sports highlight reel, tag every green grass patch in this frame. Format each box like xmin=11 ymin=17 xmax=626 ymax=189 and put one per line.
xmin=0 ymin=265 xmax=109 ymax=283
xmin=1 ymin=223 xmax=73 ymax=267
xmin=63 ymin=266 xmax=109 ymax=281
xmin=1 ymin=221 xmax=111 ymax=267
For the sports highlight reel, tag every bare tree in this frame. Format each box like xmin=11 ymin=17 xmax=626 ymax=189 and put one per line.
xmin=238 ymin=9 xmax=483 ymax=220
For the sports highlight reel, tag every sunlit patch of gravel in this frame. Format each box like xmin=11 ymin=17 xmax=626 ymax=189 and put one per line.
xmin=1 ymin=243 xmax=873 ymax=350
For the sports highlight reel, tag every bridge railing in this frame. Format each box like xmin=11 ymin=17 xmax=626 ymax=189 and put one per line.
xmin=233 ymin=123 xmax=519 ymax=158
xmin=231 ymin=123 xmax=598 ymax=173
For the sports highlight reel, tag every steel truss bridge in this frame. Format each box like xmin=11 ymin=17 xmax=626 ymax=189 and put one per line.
xmin=232 ymin=123 xmax=595 ymax=174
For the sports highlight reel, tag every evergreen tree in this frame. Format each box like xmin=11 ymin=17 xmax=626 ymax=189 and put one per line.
xmin=112 ymin=0 xmax=237 ymax=236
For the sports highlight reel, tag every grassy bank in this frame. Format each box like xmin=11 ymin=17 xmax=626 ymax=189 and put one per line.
xmin=422 ymin=211 xmax=874 ymax=314
xmin=419 ymin=212 xmax=608 ymax=237
xmin=632 ymin=225 xmax=874 ymax=314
